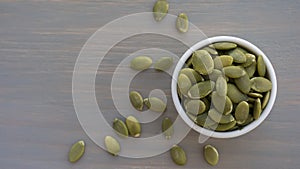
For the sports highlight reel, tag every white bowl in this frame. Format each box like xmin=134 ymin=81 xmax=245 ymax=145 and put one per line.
xmin=171 ymin=36 xmax=277 ymax=138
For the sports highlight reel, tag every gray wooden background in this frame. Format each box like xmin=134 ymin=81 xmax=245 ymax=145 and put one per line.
xmin=1 ymin=0 xmax=300 ymax=169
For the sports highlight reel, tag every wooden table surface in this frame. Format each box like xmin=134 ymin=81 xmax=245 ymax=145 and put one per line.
xmin=1 ymin=0 xmax=300 ymax=169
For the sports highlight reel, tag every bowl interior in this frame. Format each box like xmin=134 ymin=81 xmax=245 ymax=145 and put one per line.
xmin=171 ymin=36 xmax=277 ymax=138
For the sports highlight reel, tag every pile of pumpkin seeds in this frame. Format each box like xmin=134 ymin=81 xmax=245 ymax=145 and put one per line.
xmin=178 ymin=42 xmax=272 ymax=131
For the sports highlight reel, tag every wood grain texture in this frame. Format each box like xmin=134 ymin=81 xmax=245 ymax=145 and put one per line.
xmin=0 ymin=0 xmax=300 ymax=169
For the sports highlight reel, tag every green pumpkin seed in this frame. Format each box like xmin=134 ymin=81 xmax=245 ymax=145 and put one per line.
xmin=245 ymin=60 xmax=256 ymax=77
xmin=227 ymin=83 xmax=248 ymax=103
xmin=144 ymin=97 xmax=167 ymax=113
xmin=204 ymin=145 xmax=219 ymax=166
xmin=214 ymin=55 xmax=234 ymax=69
xmin=235 ymin=101 xmax=249 ymax=124
xmin=214 ymin=120 xmax=237 ymax=131
xmin=223 ymin=66 xmax=246 ymax=78
xmin=113 ymin=118 xmax=129 ymax=137
xmin=192 ymin=50 xmax=214 ymax=75
xmin=201 ymin=97 xmax=211 ymax=112
xmin=212 ymin=92 xmax=233 ymax=115
xmin=208 ymin=108 xmax=235 ymax=124
xmin=248 ymin=92 xmax=263 ymax=98
xmin=204 ymin=47 xmax=218 ymax=55
xmin=129 ymin=91 xmax=144 ymax=111
xmin=130 ymin=56 xmax=152 ymax=70
xmin=104 ymin=136 xmax=120 ymax=156
xmin=185 ymin=100 xmax=206 ymax=116
xmin=253 ymin=98 xmax=262 ymax=120
xmin=195 ymin=113 xmax=217 ymax=127
xmin=210 ymin=42 xmax=237 ymax=50
xmin=208 ymin=69 xmax=223 ymax=81
xmin=180 ymin=68 xmax=204 ymax=84
xmin=247 ymin=97 xmax=256 ymax=102
xmin=170 ymin=145 xmax=187 ymax=166
xmin=234 ymin=73 xmax=250 ymax=94
xmin=68 ymin=140 xmax=85 ymax=163
xmin=257 ymin=55 xmax=266 ymax=77
xmin=162 ymin=117 xmax=173 ymax=139
xmin=228 ymin=48 xmax=247 ymax=63
xmin=177 ymin=73 xmax=192 ymax=96
xmin=216 ymin=76 xmax=227 ymax=96
xmin=241 ymin=53 xmax=256 ymax=67
xmin=126 ymin=116 xmax=141 ymax=137
xmin=185 ymin=57 xmax=193 ymax=68
xmin=176 ymin=13 xmax=189 ymax=33
xmin=238 ymin=114 xmax=254 ymax=126
xmin=262 ymin=91 xmax=270 ymax=109
xmin=250 ymin=77 xmax=272 ymax=92
xmin=154 ymin=57 xmax=173 ymax=71
xmin=186 ymin=112 xmax=197 ymax=122
xmin=153 ymin=0 xmax=169 ymax=22
xmin=188 ymin=80 xmax=215 ymax=99
xmin=236 ymin=47 xmax=248 ymax=54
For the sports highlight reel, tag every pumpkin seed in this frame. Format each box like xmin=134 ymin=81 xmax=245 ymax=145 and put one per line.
xmin=195 ymin=113 xmax=217 ymax=127
xmin=177 ymin=73 xmax=192 ymax=96
xmin=245 ymin=60 xmax=256 ymax=77
xmin=170 ymin=145 xmax=187 ymax=166
xmin=212 ymin=92 xmax=233 ymax=115
xmin=180 ymin=68 xmax=204 ymax=84
xmin=129 ymin=91 xmax=144 ymax=111
xmin=113 ymin=118 xmax=129 ymax=137
xmin=250 ymin=77 xmax=272 ymax=92
xmin=130 ymin=56 xmax=152 ymax=70
xmin=216 ymin=76 xmax=227 ymax=96
xmin=204 ymin=145 xmax=219 ymax=166
xmin=214 ymin=120 xmax=237 ymax=131
xmin=214 ymin=55 xmax=234 ymax=69
xmin=154 ymin=57 xmax=173 ymax=71
xmin=204 ymin=47 xmax=218 ymax=55
xmin=208 ymin=69 xmax=223 ymax=81
xmin=192 ymin=50 xmax=214 ymax=75
xmin=262 ymin=91 xmax=270 ymax=109
xmin=248 ymin=92 xmax=263 ymax=98
xmin=153 ymin=0 xmax=169 ymax=22
xmin=234 ymin=73 xmax=251 ymax=94
xmin=247 ymin=97 xmax=256 ymax=102
xmin=257 ymin=55 xmax=266 ymax=77
xmin=241 ymin=53 xmax=256 ymax=67
xmin=162 ymin=117 xmax=173 ymax=139
xmin=104 ymin=136 xmax=120 ymax=156
xmin=201 ymin=97 xmax=211 ymax=112
xmin=210 ymin=42 xmax=237 ymax=50
xmin=186 ymin=111 xmax=197 ymax=122
xmin=235 ymin=101 xmax=249 ymax=124
xmin=185 ymin=99 xmax=206 ymax=116
xmin=223 ymin=66 xmax=246 ymax=78
xmin=238 ymin=114 xmax=254 ymax=126
xmin=144 ymin=97 xmax=167 ymax=113
xmin=236 ymin=47 xmax=248 ymax=54
xmin=126 ymin=116 xmax=141 ymax=137
xmin=68 ymin=140 xmax=85 ymax=163
xmin=228 ymin=48 xmax=247 ymax=63
xmin=208 ymin=108 xmax=235 ymax=124
xmin=188 ymin=80 xmax=215 ymax=99
xmin=227 ymin=83 xmax=248 ymax=103
xmin=253 ymin=98 xmax=262 ymax=120
xmin=185 ymin=56 xmax=193 ymax=68
xmin=176 ymin=13 xmax=189 ymax=33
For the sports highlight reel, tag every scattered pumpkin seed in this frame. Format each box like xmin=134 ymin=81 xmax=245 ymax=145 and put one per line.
xmin=154 ymin=57 xmax=173 ymax=71
xmin=188 ymin=80 xmax=215 ymax=99
xmin=153 ymin=0 xmax=169 ymax=22
xmin=204 ymin=145 xmax=219 ymax=166
xmin=192 ymin=50 xmax=214 ymax=75
xmin=129 ymin=91 xmax=144 ymax=111
xmin=113 ymin=118 xmax=129 ymax=137
xmin=257 ymin=55 xmax=266 ymax=77
xmin=170 ymin=145 xmax=187 ymax=166
xmin=223 ymin=66 xmax=246 ymax=78
xmin=104 ymin=136 xmax=120 ymax=156
xmin=235 ymin=101 xmax=249 ymax=124
xmin=210 ymin=42 xmax=237 ymax=50
xmin=253 ymin=98 xmax=262 ymax=120
xmin=250 ymin=77 xmax=272 ymax=92
xmin=144 ymin=97 xmax=167 ymax=113
xmin=162 ymin=117 xmax=173 ymax=139
xmin=130 ymin=56 xmax=152 ymax=70
xmin=176 ymin=13 xmax=189 ymax=33
xmin=68 ymin=140 xmax=85 ymax=163
xmin=185 ymin=99 xmax=206 ymax=116
xmin=126 ymin=116 xmax=141 ymax=137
